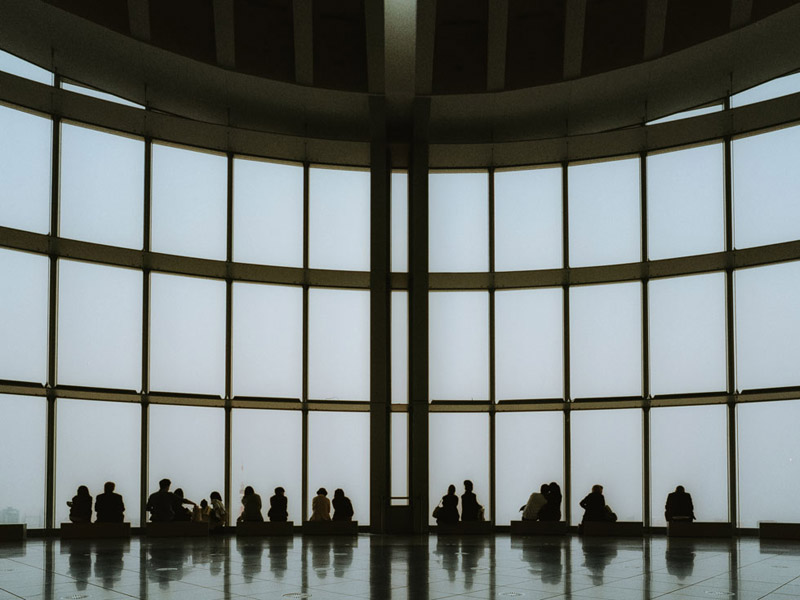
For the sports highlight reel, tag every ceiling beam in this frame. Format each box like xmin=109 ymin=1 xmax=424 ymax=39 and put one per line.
xmin=415 ymin=0 xmax=436 ymax=95
xmin=730 ymin=0 xmax=754 ymax=29
xmin=293 ymin=0 xmax=314 ymax=85
xmin=644 ymin=0 xmax=668 ymax=60
xmin=486 ymin=0 xmax=509 ymax=92
xmin=212 ymin=0 xmax=236 ymax=68
xmin=365 ymin=0 xmax=385 ymax=94
xmin=563 ymin=0 xmax=586 ymax=80
xmin=127 ymin=0 xmax=150 ymax=42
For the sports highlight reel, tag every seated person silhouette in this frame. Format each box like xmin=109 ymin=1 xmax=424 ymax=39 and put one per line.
xmin=665 ymin=485 xmax=695 ymax=522
xmin=193 ymin=499 xmax=211 ymax=522
xmin=436 ymin=485 xmax=459 ymax=525
xmin=461 ymin=480 xmax=483 ymax=521
xmin=209 ymin=491 xmax=226 ymax=529
xmin=580 ymin=484 xmax=614 ymax=523
xmin=239 ymin=486 xmax=264 ymax=522
xmin=268 ymin=487 xmax=288 ymax=522
xmin=332 ymin=488 xmax=354 ymax=521
xmin=95 ymin=481 xmax=125 ymax=523
xmin=520 ymin=484 xmax=549 ymax=521
xmin=172 ymin=488 xmax=197 ymax=521
xmin=309 ymin=488 xmax=331 ymax=522
xmin=539 ymin=482 xmax=563 ymax=522
xmin=67 ymin=485 xmax=93 ymax=523
xmin=146 ymin=478 xmax=175 ymax=522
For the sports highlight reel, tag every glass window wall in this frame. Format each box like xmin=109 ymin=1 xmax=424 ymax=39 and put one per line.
xmin=391 ymin=171 xmax=409 ymax=273
xmin=391 ymin=291 xmax=409 ymax=404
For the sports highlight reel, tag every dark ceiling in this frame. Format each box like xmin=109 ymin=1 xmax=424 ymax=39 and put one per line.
xmin=39 ymin=0 xmax=800 ymax=95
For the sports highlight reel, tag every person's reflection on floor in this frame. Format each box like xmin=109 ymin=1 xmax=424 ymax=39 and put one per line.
xmin=190 ymin=538 xmax=210 ymax=571
xmin=64 ymin=541 xmax=92 ymax=591
xmin=237 ymin=537 xmax=264 ymax=583
xmin=665 ymin=539 xmax=696 ymax=581
xmin=519 ymin=538 xmax=563 ymax=585
xmin=434 ymin=537 xmax=459 ymax=583
xmin=460 ymin=540 xmax=487 ymax=590
xmin=93 ymin=542 xmax=126 ymax=590
xmin=581 ymin=538 xmax=618 ymax=586
xmin=309 ymin=537 xmax=332 ymax=579
xmin=333 ymin=541 xmax=354 ymax=578
xmin=268 ymin=538 xmax=291 ymax=580
xmin=147 ymin=542 xmax=187 ymax=591
xmin=207 ymin=537 xmax=227 ymax=577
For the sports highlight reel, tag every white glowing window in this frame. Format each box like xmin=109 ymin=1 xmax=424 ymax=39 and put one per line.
xmin=55 ymin=399 xmax=141 ymax=526
xmin=429 ymin=292 xmax=489 ymax=401
xmin=60 ymin=123 xmax=144 ymax=249
xmin=233 ymin=157 xmax=303 ymax=267
xmin=735 ymin=261 xmax=800 ymax=391
xmin=149 ymin=273 xmax=226 ymax=396
xmin=570 ymin=409 xmax=642 ymax=524
xmin=57 ymin=260 xmax=142 ymax=390
xmin=429 ymin=412 xmax=490 ymax=525
xmin=391 ymin=412 xmax=409 ymax=500
xmin=0 ymin=248 xmax=49 ymax=384
xmin=309 ymin=166 xmax=370 ymax=271
xmin=0 ymin=49 xmax=53 ymax=85
xmin=392 ymin=291 xmax=408 ymax=404
xmin=61 ymin=81 xmax=143 ymax=109
xmin=495 ymin=411 xmax=563 ymax=525
xmin=233 ymin=282 xmax=302 ymax=399
xmin=569 ymin=282 xmax=642 ymax=399
xmin=649 ymin=272 xmax=727 ymax=396
xmin=231 ymin=409 xmax=302 ymax=523
xmin=731 ymin=72 xmax=800 ymax=108
xmin=151 ymin=143 xmax=227 ymax=260
xmin=0 ymin=104 xmax=51 ymax=234
xmin=494 ymin=166 xmax=563 ymax=271
xmin=568 ymin=157 xmax=641 ymax=267
xmin=308 ymin=288 xmax=370 ymax=401
xmin=647 ymin=143 xmax=724 ymax=260
xmin=429 ymin=171 xmax=489 ymax=272
xmin=308 ymin=411 xmax=370 ymax=525
xmin=495 ymin=288 xmax=563 ymax=400
xmin=392 ymin=171 xmax=409 ymax=272
xmin=650 ymin=404 xmax=728 ymax=527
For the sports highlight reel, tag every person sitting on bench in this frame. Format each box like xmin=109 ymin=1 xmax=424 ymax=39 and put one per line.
xmin=146 ymin=478 xmax=175 ymax=522
xmin=95 ymin=481 xmax=125 ymax=523
xmin=67 ymin=485 xmax=92 ymax=523
xmin=309 ymin=488 xmax=331 ymax=522
xmin=332 ymin=488 xmax=354 ymax=521
xmin=172 ymin=488 xmax=197 ymax=521
xmin=268 ymin=487 xmax=288 ymax=522
xmin=239 ymin=486 xmax=264 ymax=522
xmin=580 ymin=484 xmax=615 ymax=523
xmin=461 ymin=480 xmax=484 ymax=521
xmin=520 ymin=484 xmax=549 ymax=521
xmin=665 ymin=486 xmax=695 ymax=522
xmin=539 ymin=482 xmax=562 ymax=522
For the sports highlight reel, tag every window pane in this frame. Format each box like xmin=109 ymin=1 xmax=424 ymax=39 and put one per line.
xmin=650 ymin=405 xmax=728 ymax=527
xmin=429 ymin=172 xmax=489 ymax=272
xmin=737 ymin=399 xmax=800 ymax=527
xmin=233 ymin=157 xmax=303 ymax=267
xmin=308 ymin=288 xmax=370 ymax=401
xmin=649 ymin=273 xmax=727 ymax=396
xmin=0 ymin=49 xmax=53 ymax=85
xmin=429 ymin=413 xmax=490 ymax=524
xmin=568 ymin=157 xmax=641 ymax=267
xmin=494 ymin=166 xmax=563 ymax=271
xmin=151 ymin=143 xmax=227 ymax=260
xmin=308 ymin=411 xmax=370 ymax=525
xmin=571 ymin=409 xmax=642 ymax=524
xmin=429 ymin=292 xmax=489 ymax=401
xmin=58 ymin=260 xmax=142 ymax=390
xmin=496 ymin=411 xmax=563 ymax=525
xmin=150 ymin=273 xmax=226 ymax=396
xmin=646 ymin=103 xmax=723 ymax=125
xmin=309 ymin=166 xmax=370 ymax=271
xmin=0 ymin=248 xmax=49 ymax=384
xmin=233 ymin=282 xmax=302 ymax=398
xmin=61 ymin=81 xmax=143 ymax=109
xmin=0 ymin=104 xmax=51 ymax=233
xmin=647 ymin=143 xmax=724 ymax=260
xmin=231 ymin=409 xmax=302 ymax=523
xmin=733 ymin=125 xmax=800 ymax=249
xmin=0 ymin=394 xmax=46 ymax=527
xmin=735 ymin=261 xmax=800 ymax=391
xmin=495 ymin=288 xmax=563 ymax=400
xmin=570 ymin=282 xmax=642 ymax=399
xmin=391 ymin=412 xmax=408 ymax=500
xmin=149 ymin=404 xmax=225 ymax=507
xmin=56 ymin=399 xmax=141 ymax=526
xmin=731 ymin=72 xmax=800 ymax=108
xmin=60 ymin=123 xmax=144 ymax=249
xmin=391 ymin=172 xmax=408 ymax=272
xmin=392 ymin=291 xmax=408 ymax=404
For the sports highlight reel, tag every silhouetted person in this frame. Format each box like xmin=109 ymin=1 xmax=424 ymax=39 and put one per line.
xmin=146 ymin=478 xmax=175 ymax=522
xmin=309 ymin=487 xmax=331 ymax=521
xmin=539 ymin=482 xmax=563 ymax=522
xmin=268 ymin=487 xmax=288 ymax=522
xmin=332 ymin=488 xmax=354 ymax=521
xmin=193 ymin=499 xmax=211 ymax=522
xmin=436 ymin=484 xmax=459 ymax=524
xmin=209 ymin=491 xmax=226 ymax=529
xmin=239 ymin=486 xmax=264 ymax=522
xmin=461 ymin=480 xmax=483 ymax=521
xmin=67 ymin=485 xmax=92 ymax=523
xmin=580 ymin=484 xmax=611 ymax=523
xmin=95 ymin=481 xmax=125 ymax=523
xmin=520 ymin=484 xmax=549 ymax=521
xmin=172 ymin=488 xmax=196 ymax=521
xmin=665 ymin=485 xmax=695 ymax=522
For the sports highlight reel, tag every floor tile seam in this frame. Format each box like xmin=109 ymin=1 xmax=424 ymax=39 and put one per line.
xmin=0 ymin=589 xmax=27 ymax=600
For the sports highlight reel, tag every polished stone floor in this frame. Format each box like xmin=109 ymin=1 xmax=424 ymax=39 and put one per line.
xmin=2 ymin=535 xmax=800 ymax=600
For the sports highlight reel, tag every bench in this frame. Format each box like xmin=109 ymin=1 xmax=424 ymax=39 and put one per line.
xmin=302 ymin=521 xmax=358 ymax=535
xmin=581 ymin=521 xmax=643 ymax=537
xmin=667 ymin=521 xmax=732 ymax=538
xmin=236 ymin=521 xmax=294 ymax=536
xmin=61 ymin=522 xmax=131 ymax=540
xmin=0 ymin=524 xmax=26 ymax=541
xmin=510 ymin=520 xmax=568 ymax=535
xmin=435 ymin=521 xmax=493 ymax=535
xmin=759 ymin=522 xmax=800 ymax=540
xmin=145 ymin=521 xmax=209 ymax=537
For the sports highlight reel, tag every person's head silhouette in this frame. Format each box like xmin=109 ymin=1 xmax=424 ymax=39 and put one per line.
xmin=104 ymin=481 xmax=116 ymax=493
xmin=275 ymin=487 xmax=285 ymax=496
xmin=159 ymin=478 xmax=171 ymax=491
xmin=210 ymin=491 xmax=222 ymax=502
xmin=447 ymin=484 xmax=456 ymax=495
xmin=464 ymin=480 xmax=473 ymax=492
xmin=317 ymin=488 xmax=327 ymax=497
xmin=334 ymin=488 xmax=345 ymax=499
xmin=244 ymin=486 xmax=254 ymax=496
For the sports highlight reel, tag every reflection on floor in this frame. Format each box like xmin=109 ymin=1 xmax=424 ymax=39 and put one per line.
xmin=2 ymin=535 xmax=800 ymax=599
